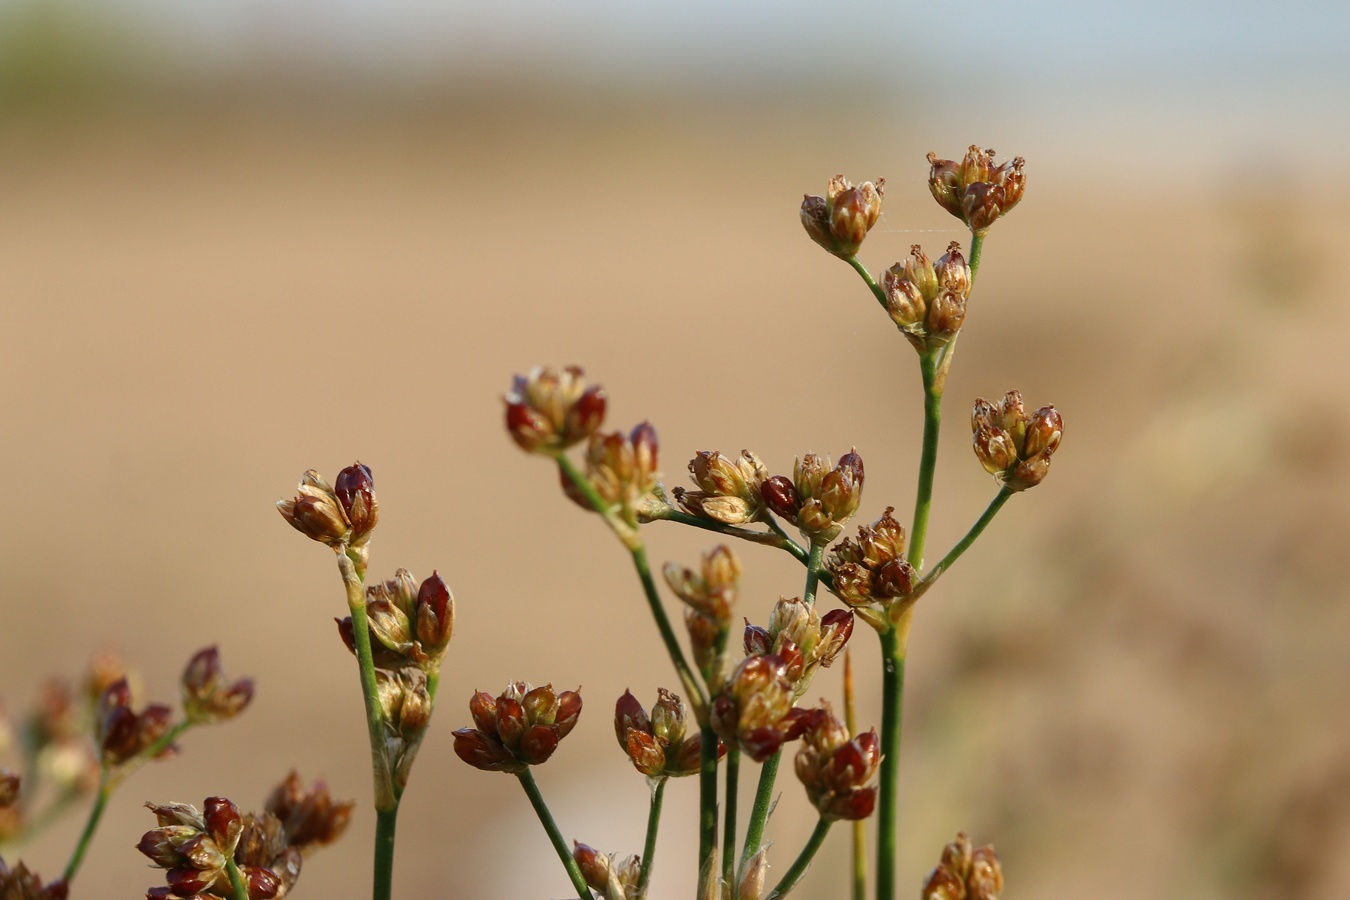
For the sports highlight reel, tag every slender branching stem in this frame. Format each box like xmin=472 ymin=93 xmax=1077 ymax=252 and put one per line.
xmin=63 ymin=718 xmax=194 ymax=884
xmin=372 ymin=807 xmax=399 ymax=900
xmin=61 ymin=772 xmax=109 ymax=884
xmin=225 ymin=858 xmax=252 ymax=900
xmin=803 ymin=542 xmax=825 ymax=606
xmin=630 ymin=544 xmax=708 ymax=716
xmin=875 ymin=624 xmax=908 ymax=900
xmin=766 ymin=817 xmax=834 ymax=899
xmin=846 ymin=256 xmax=889 ymax=310
xmin=907 ymin=350 xmax=944 ymax=571
xmin=843 ymin=651 xmax=866 ymax=900
xmin=722 ymin=749 xmax=740 ymax=891
xmin=516 ymin=769 xmax=593 ymax=899
xmin=739 ymin=750 xmax=781 ymax=878
xmin=646 ymin=505 xmax=806 ymax=559
xmin=967 ymin=232 xmax=986 ymax=282
xmin=698 ymin=729 xmax=720 ymax=898
xmin=899 ymin=487 xmax=1015 ymax=613
xmin=638 ymin=777 xmax=667 ymax=896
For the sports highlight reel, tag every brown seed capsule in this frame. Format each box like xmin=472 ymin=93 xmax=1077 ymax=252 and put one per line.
xmin=277 ymin=470 xmax=351 ymax=547
xmin=828 ymin=507 xmax=918 ymax=612
xmin=801 ymin=175 xmax=885 ymax=259
xmin=333 ymin=462 xmax=378 ymax=545
xmin=454 ymin=682 xmax=582 ymax=773
xmin=504 ymin=366 xmax=607 ymax=454
xmin=772 ymin=451 xmax=864 ymax=544
xmin=265 ymin=771 xmax=354 ymax=851
xmin=927 ymin=147 xmax=1026 ymax=235
xmin=710 ymin=655 xmax=795 ymax=762
xmin=884 ymin=243 xmax=972 ymax=353
xmin=971 ymin=392 xmax=1063 ymax=491
xmin=923 ymin=832 xmax=1004 ymax=900
xmin=676 ymin=449 xmax=770 ymax=525
xmin=794 ymin=704 xmax=880 ymax=821
xmin=181 ymin=647 xmax=255 ymax=725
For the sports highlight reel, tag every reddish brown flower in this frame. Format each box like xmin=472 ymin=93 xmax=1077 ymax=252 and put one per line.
xmin=800 ymin=175 xmax=885 ymax=259
xmin=181 ymin=647 xmax=254 ymax=725
xmin=927 ymin=146 xmax=1026 ymax=235
xmin=794 ymin=705 xmax=879 ymax=821
xmin=922 ymin=832 xmax=1004 ymax=900
xmin=454 ymin=682 xmax=582 ymax=773
xmin=504 ymin=366 xmax=607 ymax=454
xmin=971 ymin=391 xmax=1063 ymax=491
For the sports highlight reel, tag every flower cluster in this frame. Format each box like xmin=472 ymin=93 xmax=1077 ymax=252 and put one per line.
xmin=884 ymin=242 xmax=972 ymax=354
xmin=276 ymin=464 xmax=378 ymax=550
xmin=793 ymin=704 xmax=880 ymax=821
xmin=504 ymin=365 xmax=607 ymax=454
xmin=138 ymin=776 xmax=351 ymax=900
xmin=181 ymin=647 xmax=255 ymax=726
xmin=672 ymin=449 xmax=769 ymax=525
xmin=800 ymin=174 xmax=885 ymax=259
xmin=453 ymin=682 xmax=582 ymax=774
xmin=828 ymin=507 xmax=918 ymax=623
xmin=762 ymin=450 xmax=865 ymax=544
xmin=971 ymin=391 xmax=1063 ymax=491
xmin=336 ymin=569 xmax=454 ymax=672
xmin=566 ymin=422 xmax=661 ymax=524
xmin=95 ymin=678 xmax=173 ymax=767
xmin=921 ymin=832 xmax=1004 ymax=900
xmin=743 ymin=597 xmax=853 ymax=698
xmin=927 ymin=146 xmax=1026 ymax=235
xmin=663 ymin=545 xmax=741 ymax=689
xmin=613 ymin=689 xmax=714 ymax=778
xmin=709 ymin=655 xmax=808 ymax=762
xmin=0 ymin=859 xmax=67 ymax=900
xmin=572 ymin=842 xmax=641 ymax=900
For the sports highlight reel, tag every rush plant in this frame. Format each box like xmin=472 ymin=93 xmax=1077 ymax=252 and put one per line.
xmin=0 ymin=146 xmax=1058 ymax=900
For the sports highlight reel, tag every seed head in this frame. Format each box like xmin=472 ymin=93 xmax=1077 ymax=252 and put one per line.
xmin=883 ymin=243 xmax=972 ymax=353
xmin=971 ymin=391 xmax=1063 ymax=490
xmin=794 ymin=704 xmax=880 ymax=821
xmin=927 ymin=146 xmax=1026 ymax=235
xmin=767 ymin=451 xmax=864 ymax=544
xmin=674 ymin=449 xmax=770 ymax=525
xmin=453 ymin=682 xmax=582 ymax=773
xmin=181 ymin=646 xmax=255 ymax=725
xmin=277 ymin=470 xmax=351 ymax=548
xmin=922 ymin=832 xmax=1004 ymax=900
xmin=504 ymin=366 xmax=607 ymax=454
xmin=801 ymin=175 xmax=885 ymax=259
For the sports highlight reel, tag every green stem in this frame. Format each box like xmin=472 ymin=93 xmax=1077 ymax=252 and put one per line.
xmin=63 ymin=718 xmax=194 ymax=884
xmin=722 ymin=749 xmax=740 ymax=890
xmin=843 ymin=651 xmax=866 ymax=900
xmin=225 ymin=858 xmax=252 ymax=900
xmin=61 ymin=773 xmax=109 ymax=883
xmin=337 ymin=551 xmax=397 ymax=811
xmin=803 ymin=542 xmax=825 ymax=606
xmin=967 ymin=232 xmax=986 ymax=282
xmin=908 ymin=487 xmax=1014 ymax=605
xmin=908 ymin=350 xmax=943 ymax=570
xmin=846 ymin=256 xmax=889 ymax=310
xmin=630 ymin=544 xmax=708 ymax=713
xmin=766 ymin=817 xmax=834 ymax=899
xmin=372 ymin=806 xmax=400 ymax=900
xmin=875 ymin=627 xmax=907 ymax=900
xmin=739 ymin=750 xmax=782 ymax=877
xmin=698 ymin=728 xmax=719 ymax=897
xmin=516 ymin=769 xmax=593 ymax=899
xmin=646 ymin=505 xmax=807 ymax=559
xmin=638 ymin=777 xmax=667 ymax=896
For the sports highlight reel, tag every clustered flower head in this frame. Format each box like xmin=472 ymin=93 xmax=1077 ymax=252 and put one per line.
xmin=800 ymin=174 xmax=885 ymax=259
xmin=672 ymin=449 xmax=769 ymax=526
xmin=762 ymin=450 xmax=865 ymax=544
xmin=138 ymin=776 xmax=351 ymax=900
xmin=743 ymin=597 xmax=853 ymax=699
xmin=453 ymin=682 xmax=582 ymax=774
xmin=181 ymin=647 xmax=254 ymax=726
xmin=613 ymin=689 xmax=714 ymax=778
xmin=971 ymin=391 xmax=1063 ymax=491
xmin=709 ymin=655 xmax=808 ymax=762
xmin=793 ymin=703 xmax=880 ymax=821
xmin=504 ymin=365 xmax=607 ymax=454
xmin=884 ymin=242 xmax=972 ymax=353
xmin=0 ymin=859 xmax=67 ymax=900
xmin=572 ymin=842 xmax=641 ymax=900
xmin=922 ymin=832 xmax=1004 ymax=900
xmin=927 ymin=146 xmax=1026 ymax=235
xmin=663 ymin=545 xmax=741 ymax=689
xmin=565 ymin=422 xmax=660 ymax=524
xmin=828 ymin=507 xmax=918 ymax=622
xmin=276 ymin=463 xmax=378 ymax=549
xmin=96 ymin=678 xmax=173 ymax=767
xmin=336 ymin=569 xmax=454 ymax=672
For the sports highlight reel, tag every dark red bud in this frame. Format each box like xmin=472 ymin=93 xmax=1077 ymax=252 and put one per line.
xmin=452 ymin=729 xmax=516 ymax=772
xmin=613 ymin=690 xmax=650 ymax=750
xmin=555 ymin=690 xmax=583 ymax=739
xmin=631 ymin=421 xmax=659 ymax=467
xmin=242 ymin=864 xmax=281 ymax=900
xmin=743 ymin=622 xmax=772 ymax=657
xmin=147 ymin=888 xmax=174 ymax=900
xmin=202 ymin=797 xmax=242 ymax=851
xmin=334 ymin=463 xmax=377 ymax=540
xmin=182 ymin=647 xmax=221 ymax=695
xmin=469 ymin=691 xmax=498 ymax=734
xmin=505 ymin=402 xmax=547 ymax=452
xmin=742 ymin=727 xmax=784 ymax=763
xmin=781 ymin=707 xmax=814 ymax=741
xmin=519 ymin=724 xmax=560 ymax=765
xmin=496 ymin=697 xmax=526 ymax=747
xmin=838 ymin=450 xmax=865 ymax=483
xmin=165 ymin=866 xmax=214 ymax=895
xmin=567 ymin=387 xmax=608 ymax=440
xmin=762 ymin=476 xmax=800 ymax=520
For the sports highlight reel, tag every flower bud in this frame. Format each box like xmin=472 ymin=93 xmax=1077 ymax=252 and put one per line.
xmin=582 ymin=423 xmax=661 ymax=522
xmin=413 ymin=571 xmax=454 ymax=659
xmin=264 ymin=771 xmax=354 ymax=851
xmin=827 ymin=507 xmax=917 ymax=613
xmin=923 ymin=832 xmax=1004 ymax=900
xmin=801 ymin=175 xmax=885 ymax=259
xmin=504 ymin=366 xmax=606 ymax=454
xmin=333 ymin=462 xmax=378 ymax=545
xmin=884 ymin=243 xmax=972 ymax=353
xmin=277 ymin=470 xmax=350 ymax=547
xmin=202 ymin=797 xmax=243 ymax=856
xmin=971 ymin=392 xmax=1063 ymax=490
xmin=794 ymin=704 xmax=880 ymax=821
xmin=454 ymin=682 xmax=582 ymax=773
xmin=927 ymin=147 xmax=1025 ymax=235
xmin=181 ymin=647 xmax=255 ymax=725
xmin=710 ymin=655 xmax=795 ymax=762
xmin=675 ymin=449 xmax=769 ymax=525
xmin=769 ymin=451 xmax=864 ymax=544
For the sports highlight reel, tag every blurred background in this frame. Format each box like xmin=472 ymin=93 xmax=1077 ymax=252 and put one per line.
xmin=2 ymin=0 xmax=1348 ymax=897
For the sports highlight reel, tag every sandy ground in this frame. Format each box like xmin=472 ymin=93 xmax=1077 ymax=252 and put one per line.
xmin=1 ymin=99 xmax=1348 ymax=899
